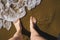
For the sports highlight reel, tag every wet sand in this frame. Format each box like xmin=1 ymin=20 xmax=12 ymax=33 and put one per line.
xmin=0 ymin=0 xmax=60 ymax=40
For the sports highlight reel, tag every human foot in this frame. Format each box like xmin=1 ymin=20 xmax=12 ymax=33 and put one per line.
xmin=13 ymin=19 xmax=22 ymax=32
xmin=30 ymin=16 xmax=46 ymax=40
xmin=30 ymin=16 xmax=39 ymax=36
xmin=9 ymin=19 xmax=23 ymax=40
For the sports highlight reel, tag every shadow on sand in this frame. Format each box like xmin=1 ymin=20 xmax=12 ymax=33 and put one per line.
xmin=20 ymin=21 xmax=57 ymax=40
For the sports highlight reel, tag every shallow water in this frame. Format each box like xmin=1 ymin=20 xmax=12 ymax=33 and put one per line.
xmin=0 ymin=0 xmax=60 ymax=40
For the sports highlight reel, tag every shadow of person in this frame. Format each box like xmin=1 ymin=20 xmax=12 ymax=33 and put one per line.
xmin=33 ymin=24 xmax=57 ymax=40
xmin=20 ymin=21 xmax=30 ymax=37
xmin=20 ymin=21 xmax=57 ymax=40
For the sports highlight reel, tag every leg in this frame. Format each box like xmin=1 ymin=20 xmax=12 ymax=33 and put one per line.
xmin=30 ymin=16 xmax=46 ymax=40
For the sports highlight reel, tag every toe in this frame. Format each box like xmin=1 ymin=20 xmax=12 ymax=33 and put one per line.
xmin=30 ymin=16 xmax=33 ymax=27
xmin=33 ymin=17 xmax=37 ymax=24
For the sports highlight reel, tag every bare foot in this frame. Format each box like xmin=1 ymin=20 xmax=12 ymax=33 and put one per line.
xmin=30 ymin=16 xmax=39 ymax=36
xmin=13 ymin=19 xmax=22 ymax=32
xmin=9 ymin=19 xmax=23 ymax=40
xmin=30 ymin=16 xmax=46 ymax=40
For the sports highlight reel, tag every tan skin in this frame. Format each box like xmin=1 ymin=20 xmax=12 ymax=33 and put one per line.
xmin=9 ymin=16 xmax=46 ymax=40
